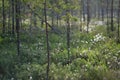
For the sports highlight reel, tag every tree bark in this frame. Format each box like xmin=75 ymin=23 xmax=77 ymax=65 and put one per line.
xmin=44 ymin=0 xmax=50 ymax=80
xmin=65 ymin=0 xmax=70 ymax=62
xmin=8 ymin=0 xmax=11 ymax=33
xmin=12 ymin=0 xmax=15 ymax=35
xmin=15 ymin=0 xmax=20 ymax=55
xmin=2 ymin=0 xmax=5 ymax=34
xmin=87 ymin=0 xmax=90 ymax=33
xmin=117 ymin=0 xmax=120 ymax=43
xmin=79 ymin=0 xmax=82 ymax=31
xmin=106 ymin=0 xmax=109 ymax=35
xmin=82 ymin=0 xmax=85 ymax=22
xmin=111 ymin=0 xmax=114 ymax=31
xmin=101 ymin=0 xmax=104 ymax=21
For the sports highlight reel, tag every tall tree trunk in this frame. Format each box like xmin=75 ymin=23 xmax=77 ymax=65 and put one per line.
xmin=66 ymin=16 xmax=70 ymax=62
xmin=44 ymin=0 xmax=50 ymax=80
xmin=97 ymin=1 xmax=100 ymax=20
xmin=66 ymin=0 xmax=70 ymax=62
xmin=117 ymin=0 xmax=120 ymax=43
xmin=111 ymin=0 xmax=114 ymax=31
xmin=87 ymin=0 xmax=90 ymax=33
xmin=82 ymin=0 xmax=85 ymax=22
xmin=12 ymin=0 xmax=15 ymax=35
xmin=8 ymin=0 xmax=11 ymax=33
xmin=2 ymin=0 xmax=5 ymax=34
xmin=15 ymin=0 xmax=20 ymax=55
xmin=79 ymin=0 xmax=82 ymax=31
xmin=106 ymin=0 xmax=109 ymax=35
xmin=101 ymin=0 xmax=104 ymax=21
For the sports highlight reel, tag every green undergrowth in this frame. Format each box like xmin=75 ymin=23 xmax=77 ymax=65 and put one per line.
xmin=0 ymin=25 xmax=120 ymax=80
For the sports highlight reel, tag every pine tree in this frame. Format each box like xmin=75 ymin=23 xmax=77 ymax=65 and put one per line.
xmin=12 ymin=0 xmax=15 ymax=34
xmin=44 ymin=0 xmax=50 ymax=80
xmin=117 ymin=0 xmax=120 ymax=43
xmin=65 ymin=0 xmax=70 ymax=62
xmin=2 ymin=0 xmax=5 ymax=34
xmin=87 ymin=0 xmax=90 ymax=33
xmin=15 ymin=0 xmax=20 ymax=55
xmin=111 ymin=0 xmax=114 ymax=31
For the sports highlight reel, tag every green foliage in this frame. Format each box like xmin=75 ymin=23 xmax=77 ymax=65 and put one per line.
xmin=0 ymin=0 xmax=120 ymax=79
xmin=1 ymin=26 xmax=120 ymax=79
xmin=0 ymin=36 xmax=3 ymax=43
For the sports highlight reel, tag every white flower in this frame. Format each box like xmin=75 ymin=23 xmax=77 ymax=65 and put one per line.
xmin=30 ymin=76 xmax=32 ymax=80
xmin=11 ymin=78 xmax=14 ymax=80
xmin=92 ymin=33 xmax=106 ymax=43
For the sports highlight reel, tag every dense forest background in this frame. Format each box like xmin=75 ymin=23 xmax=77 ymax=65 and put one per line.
xmin=0 ymin=0 xmax=120 ymax=80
